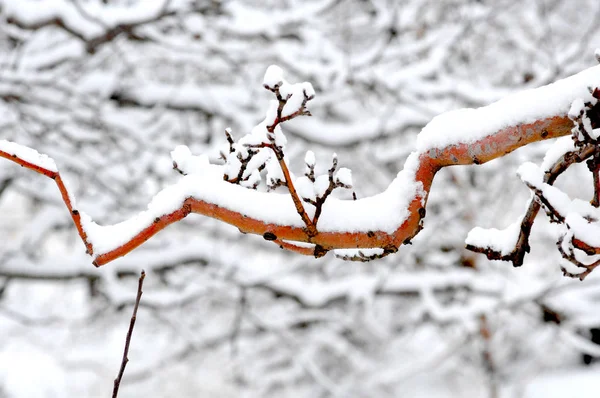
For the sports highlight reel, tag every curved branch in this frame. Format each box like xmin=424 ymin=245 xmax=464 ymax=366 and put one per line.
xmin=1 ymin=66 xmax=599 ymax=267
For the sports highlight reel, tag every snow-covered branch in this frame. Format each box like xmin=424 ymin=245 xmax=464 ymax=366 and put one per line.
xmin=1 ymin=64 xmax=599 ymax=271
xmin=468 ymin=86 xmax=600 ymax=279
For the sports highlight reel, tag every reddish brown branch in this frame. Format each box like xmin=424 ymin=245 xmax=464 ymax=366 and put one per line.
xmin=105 ymin=115 xmax=573 ymax=265
xmin=0 ymin=150 xmax=93 ymax=256
xmin=272 ymin=148 xmax=317 ymax=236
xmin=264 ymin=85 xmax=317 ymax=236
xmin=0 ymin=113 xmax=576 ymax=266
xmin=112 ymin=270 xmax=145 ymax=398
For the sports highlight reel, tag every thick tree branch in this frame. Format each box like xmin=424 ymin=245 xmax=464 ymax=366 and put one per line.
xmin=0 ymin=66 xmax=599 ymax=267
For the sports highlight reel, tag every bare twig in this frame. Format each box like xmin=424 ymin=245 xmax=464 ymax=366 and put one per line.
xmin=264 ymin=85 xmax=317 ymax=236
xmin=112 ymin=270 xmax=146 ymax=398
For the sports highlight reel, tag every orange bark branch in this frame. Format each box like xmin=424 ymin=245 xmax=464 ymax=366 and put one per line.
xmin=0 ymin=54 xmax=594 ymax=270
xmin=0 ymin=150 xmax=93 ymax=256
xmin=1 ymin=113 xmax=571 ymax=267
xmin=94 ymin=114 xmax=573 ymax=265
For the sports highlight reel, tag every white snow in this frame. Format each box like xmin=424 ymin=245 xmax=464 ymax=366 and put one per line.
xmin=263 ymin=65 xmax=315 ymax=117
xmin=266 ymin=156 xmax=284 ymax=185
xmin=295 ymin=176 xmax=316 ymax=202
xmin=10 ymin=64 xmax=600 ymax=258
xmin=304 ymin=150 xmax=316 ymax=167
xmin=568 ymin=98 xmax=585 ymax=119
xmin=541 ymin=136 xmax=575 ymax=171
xmin=566 ymin=213 xmax=600 ymax=248
xmin=0 ymin=139 xmax=58 ymax=172
xmin=170 ymin=145 xmax=209 ymax=175
xmin=280 ymin=81 xmax=315 ymax=117
xmin=518 ymin=161 xmax=600 ymax=251
xmin=416 ymin=65 xmax=600 ymax=151
xmin=524 ymin=366 xmax=600 ymax=398
xmin=465 ymin=221 xmax=521 ymax=256
xmin=335 ymin=167 xmax=353 ymax=187
xmin=517 ymin=162 xmax=544 ymax=187
xmin=263 ymin=65 xmax=284 ymax=89
xmin=77 ymin=150 xmax=423 ymax=257
xmin=314 ymin=174 xmax=330 ymax=197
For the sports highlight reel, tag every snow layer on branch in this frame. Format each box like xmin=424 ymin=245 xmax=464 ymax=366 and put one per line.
xmin=263 ymin=65 xmax=284 ymax=89
xmin=517 ymin=162 xmax=573 ymax=215
xmin=79 ymin=162 xmax=300 ymax=257
xmin=79 ymin=152 xmax=423 ymax=257
xmin=517 ymin=162 xmax=545 ymax=186
xmin=465 ymin=221 xmax=521 ymax=256
xmin=566 ymin=213 xmax=600 ymax=248
xmin=171 ymin=145 xmax=209 ymax=175
xmin=335 ymin=167 xmax=353 ymax=187
xmin=416 ymin=65 xmax=600 ymax=151
xmin=295 ymin=176 xmax=316 ymax=202
xmin=304 ymin=150 xmax=316 ymax=167
xmin=0 ymin=140 xmax=57 ymax=172
xmin=1 ymin=0 xmax=103 ymax=39
xmin=541 ymin=136 xmax=576 ymax=171
xmin=518 ymin=162 xmax=600 ymax=249
xmin=318 ymin=152 xmax=423 ymax=232
xmin=263 ymin=65 xmax=315 ymax=117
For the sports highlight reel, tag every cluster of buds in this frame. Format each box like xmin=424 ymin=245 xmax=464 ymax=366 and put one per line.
xmin=219 ymin=66 xmax=356 ymax=242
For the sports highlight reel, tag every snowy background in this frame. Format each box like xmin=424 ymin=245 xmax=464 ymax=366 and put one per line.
xmin=0 ymin=0 xmax=600 ymax=397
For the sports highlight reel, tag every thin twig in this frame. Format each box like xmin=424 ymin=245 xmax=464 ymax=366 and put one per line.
xmin=265 ymin=86 xmax=317 ymax=236
xmin=112 ymin=270 xmax=146 ymax=398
